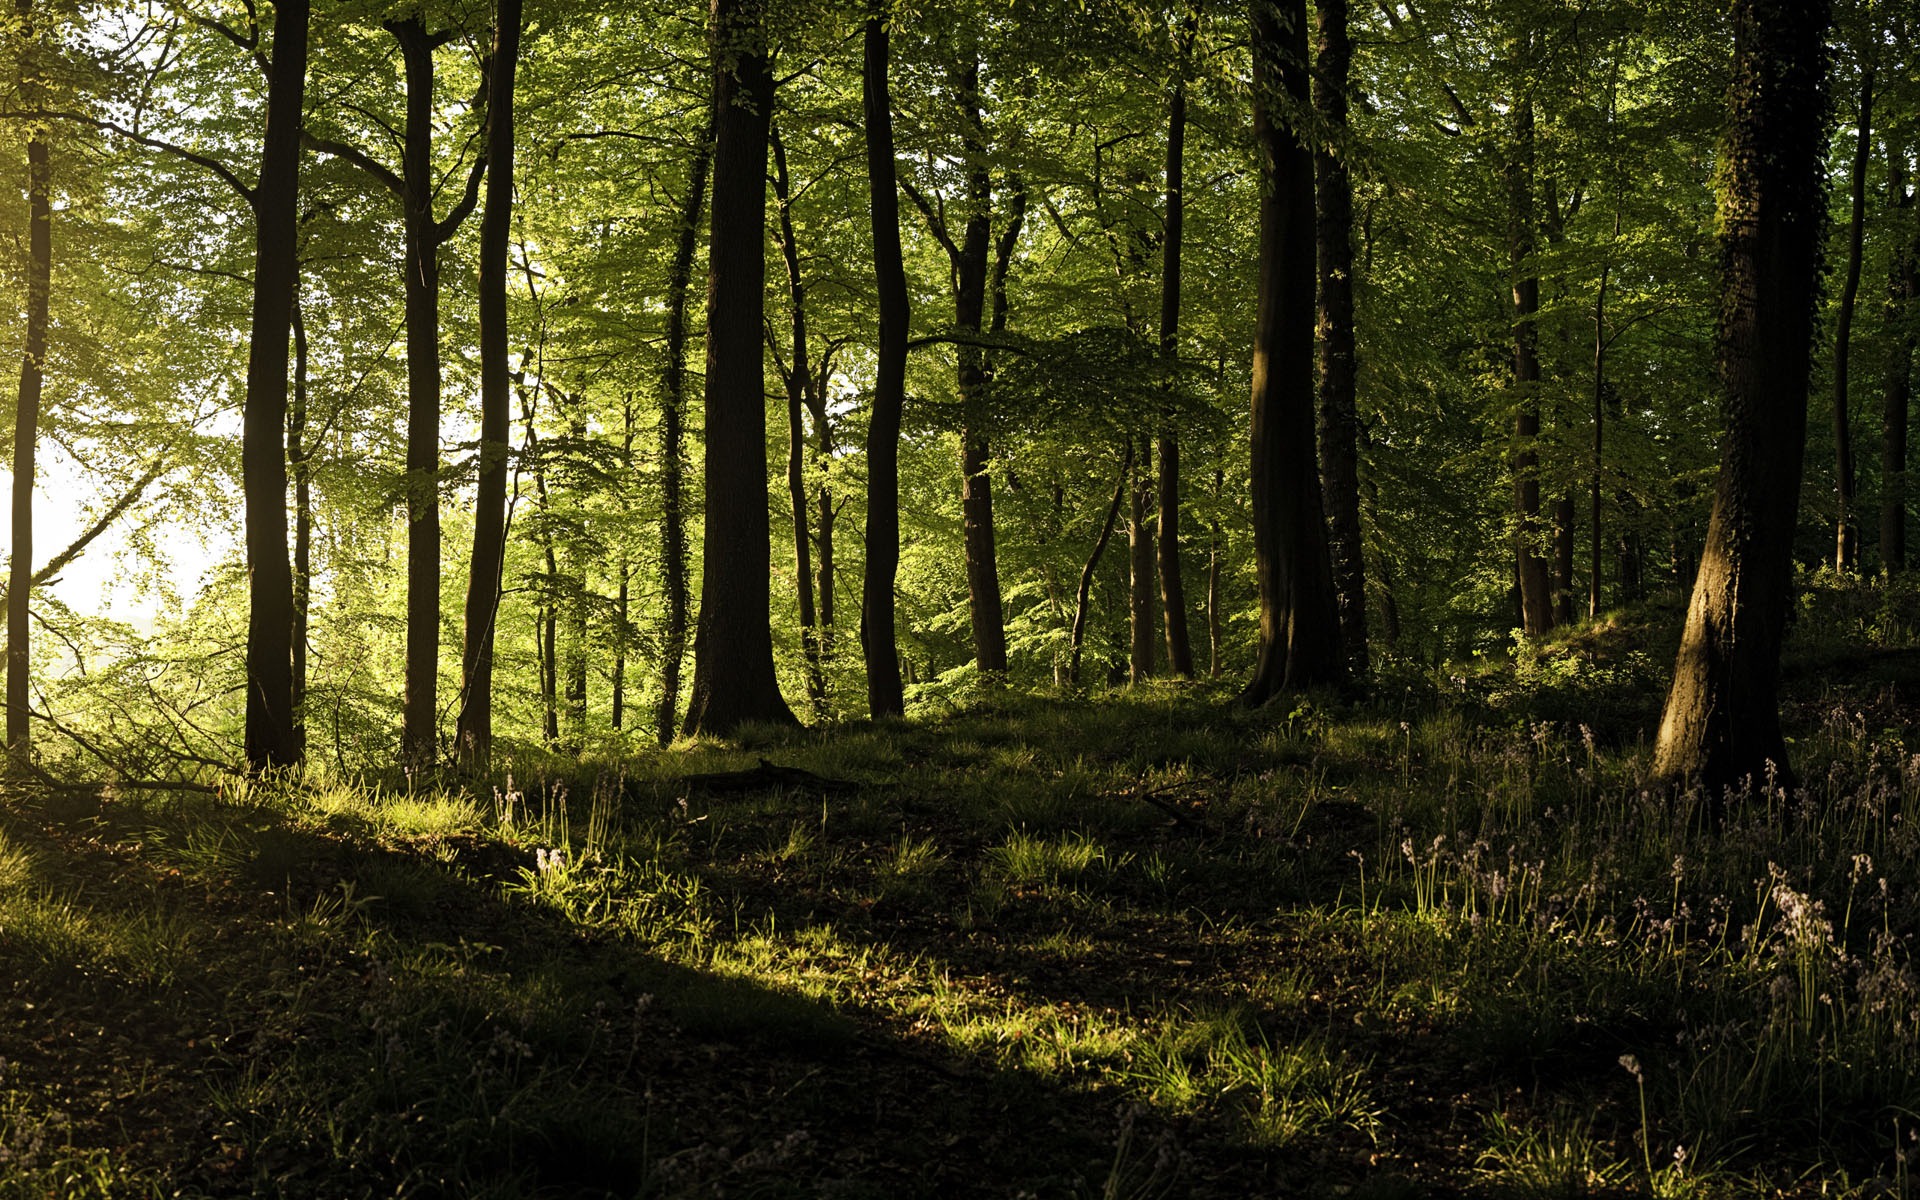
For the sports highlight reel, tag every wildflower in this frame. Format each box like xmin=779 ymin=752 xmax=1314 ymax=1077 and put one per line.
xmin=1618 ymin=1053 xmax=1642 ymax=1082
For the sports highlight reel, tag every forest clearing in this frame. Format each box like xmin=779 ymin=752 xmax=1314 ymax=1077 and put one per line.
xmin=1 ymin=0 xmax=1918 ymax=1194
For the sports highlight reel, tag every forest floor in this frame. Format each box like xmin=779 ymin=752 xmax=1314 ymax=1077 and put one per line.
xmin=3 ymin=581 xmax=1920 ymax=1197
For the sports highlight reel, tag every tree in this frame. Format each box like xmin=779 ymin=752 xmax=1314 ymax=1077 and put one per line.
xmin=6 ymin=0 xmax=51 ymax=775
xmin=681 ymin=0 xmax=795 ymax=735
xmin=242 ymin=0 xmax=309 ymax=772
xmin=1240 ymin=0 xmax=1344 ymax=706
xmin=1653 ymin=0 xmax=1829 ymax=793
xmin=307 ymin=12 xmax=488 ymax=769
xmin=456 ymin=0 xmax=523 ymax=771
xmin=861 ymin=3 xmax=909 ymax=719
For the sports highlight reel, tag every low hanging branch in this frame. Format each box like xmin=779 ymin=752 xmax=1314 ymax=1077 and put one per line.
xmin=0 ymin=457 xmax=168 ymax=611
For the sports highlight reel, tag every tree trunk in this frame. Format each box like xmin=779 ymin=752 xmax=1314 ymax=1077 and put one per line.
xmin=771 ymin=123 xmax=825 ymax=712
xmin=290 ymin=299 xmax=311 ymax=754
xmin=242 ymin=0 xmax=308 ymax=773
xmin=861 ymin=9 xmax=909 ymax=719
xmin=1071 ymin=451 xmax=1128 ymax=686
xmin=656 ymin=121 xmax=712 ymax=743
xmin=522 ymin=395 xmax=560 ymax=747
xmin=393 ymin=17 xmax=448 ymax=769
xmin=7 ymin=0 xmax=49 ymax=774
xmin=1313 ymin=0 xmax=1368 ymax=675
xmin=1156 ymin=27 xmax=1196 ymax=680
xmin=457 ymin=0 xmax=521 ymax=770
xmin=1590 ymin=241 xmax=1610 ymax=617
xmin=1653 ymin=0 xmax=1828 ymax=793
xmin=1240 ymin=0 xmax=1346 ymax=706
xmin=1128 ymin=437 xmax=1156 ymax=681
xmin=682 ymin=0 xmax=796 ymax=735
xmin=954 ymin=58 xmax=1007 ymax=677
xmin=1208 ymin=467 xmax=1222 ymax=678
xmin=1833 ymin=64 xmax=1873 ymax=571
xmin=1509 ymin=98 xmax=1554 ymax=637
xmin=1886 ymin=141 xmax=1916 ymax=571
xmin=1552 ymin=495 xmax=1575 ymax=625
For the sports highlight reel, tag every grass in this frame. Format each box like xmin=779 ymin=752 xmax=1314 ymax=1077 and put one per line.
xmin=1 ymin=588 xmax=1919 ymax=1195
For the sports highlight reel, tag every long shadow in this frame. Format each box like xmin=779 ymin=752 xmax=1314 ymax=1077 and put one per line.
xmin=0 ymin=788 xmax=1417 ymax=1199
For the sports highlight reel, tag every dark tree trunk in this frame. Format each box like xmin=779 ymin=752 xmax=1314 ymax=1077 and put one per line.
xmin=1552 ymin=495 xmax=1576 ymax=625
xmin=1240 ymin=0 xmax=1346 ymax=706
xmin=1313 ymin=0 xmax=1368 ymax=675
xmin=612 ymin=395 xmax=635 ymax=730
xmin=242 ymin=0 xmax=308 ymax=772
xmin=682 ymin=0 xmax=796 ymax=735
xmin=522 ymin=395 xmax=560 ymax=747
xmin=1886 ymin=143 xmax=1916 ymax=571
xmin=7 ymin=0 xmax=49 ymax=774
xmin=290 ymin=299 xmax=311 ymax=753
xmin=1591 ymin=239 xmax=1611 ymax=617
xmin=954 ymin=59 xmax=1007 ymax=677
xmin=1157 ymin=28 xmax=1196 ymax=680
xmin=1129 ymin=437 xmax=1156 ymax=681
xmin=861 ymin=10 xmax=909 ymax=718
xmin=457 ymin=0 xmax=521 ymax=770
xmin=1833 ymin=64 xmax=1873 ymax=571
xmin=564 ymin=540 xmax=587 ymax=747
xmin=1509 ymin=98 xmax=1554 ymax=636
xmin=657 ymin=121 xmax=712 ymax=743
xmin=1071 ymin=451 xmax=1129 ymax=686
xmin=1654 ymin=0 xmax=1829 ymax=792
xmin=771 ymin=124 xmax=825 ymax=712
xmin=1208 ymin=467 xmax=1223 ymax=678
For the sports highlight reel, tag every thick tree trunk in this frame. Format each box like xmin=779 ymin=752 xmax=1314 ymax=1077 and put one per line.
xmin=242 ymin=0 xmax=308 ymax=772
xmin=1509 ymin=99 xmax=1553 ymax=637
xmin=7 ymin=0 xmax=49 ymax=774
xmin=682 ymin=0 xmax=796 ymax=735
xmin=457 ymin=0 xmax=521 ymax=770
xmin=1313 ymin=0 xmax=1368 ymax=676
xmin=861 ymin=10 xmax=909 ymax=718
xmin=1833 ymin=64 xmax=1873 ymax=571
xmin=656 ymin=122 xmax=712 ymax=743
xmin=1070 ymin=452 xmax=1129 ymax=686
xmin=1240 ymin=0 xmax=1346 ymax=706
xmin=1886 ymin=145 xmax=1916 ymax=571
xmin=1552 ymin=495 xmax=1575 ymax=625
xmin=771 ymin=124 xmax=825 ymax=712
xmin=1653 ymin=0 xmax=1828 ymax=793
xmin=1128 ymin=438 xmax=1156 ymax=681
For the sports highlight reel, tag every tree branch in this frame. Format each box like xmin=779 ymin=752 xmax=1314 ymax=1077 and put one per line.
xmin=303 ymin=131 xmax=404 ymax=195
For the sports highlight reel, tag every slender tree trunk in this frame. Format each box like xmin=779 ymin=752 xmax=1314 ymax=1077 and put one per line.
xmin=956 ymin=67 xmax=1007 ymax=676
xmin=1552 ymin=495 xmax=1576 ymax=624
xmin=862 ymin=9 xmax=909 ymax=718
xmin=612 ymin=394 xmax=635 ymax=731
xmin=656 ymin=122 xmax=712 ymax=743
xmin=457 ymin=0 xmax=521 ymax=770
xmin=6 ymin=0 xmax=49 ymax=774
xmin=564 ymin=540 xmax=587 ymax=747
xmin=1128 ymin=437 xmax=1156 ymax=681
xmin=1071 ymin=451 xmax=1129 ymax=686
xmin=1833 ymin=64 xmax=1873 ymax=571
xmin=683 ymin=0 xmax=796 ymax=735
xmin=1240 ymin=0 xmax=1346 ymax=706
xmin=290 ymin=299 xmax=311 ymax=753
xmin=1590 ymin=239 xmax=1610 ymax=617
xmin=242 ymin=0 xmax=308 ymax=772
xmin=394 ymin=17 xmax=447 ymax=769
xmin=1509 ymin=99 xmax=1554 ymax=636
xmin=1313 ymin=0 xmax=1368 ymax=675
xmin=771 ymin=124 xmax=825 ymax=711
xmin=1653 ymin=0 xmax=1828 ymax=793
xmin=522 ymin=395 xmax=560 ymax=747
xmin=1886 ymin=143 xmax=1916 ymax=571
xmin=1156 ymin=28 xmax=1195 ymax=680
xmin=1208 ymin=467 xmax=1222 ymax=678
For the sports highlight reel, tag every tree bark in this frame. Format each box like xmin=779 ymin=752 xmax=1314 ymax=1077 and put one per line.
xmin=1832 ymin=63 xmax=1873 ymax=571
xmin=771 ymin=123 xmax=825 ymax=712
xmin=953 ymin=58 xmax=1007 ymax=677
xmin=862 ymin=9 xmax=909 ymax=718
xmin=457 ymin=0 xmax=521 ymax=770
xmin=1886 ymin=141 xmax=1916 ymax=572
xmin=242 ymin=0 xmax=308 ymax=773
xmin=1653 ymin=0 xmax=1828 ymax=793
xmin=1128 ymin=437 xmax=1156 ymax=681
xmin=1509 ymin=97 xmax=1554 ymax=636
xmin=682 ymin=0 xmax=796 ymax=735
xmin=656 ymin=121 xmax=712 ymax=743
xmin=289 ymin=299 xmax=311 ymax=754
xmin=7 ymin=0 xmax=50 ymax=774
xmin=1312 ymin=0 xmax=1368 ymax=675
xmin=1157 ymin=59 xmax=1195 ymax=678
xmin=1240 ymin=0 xmax=1346 ymax=706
